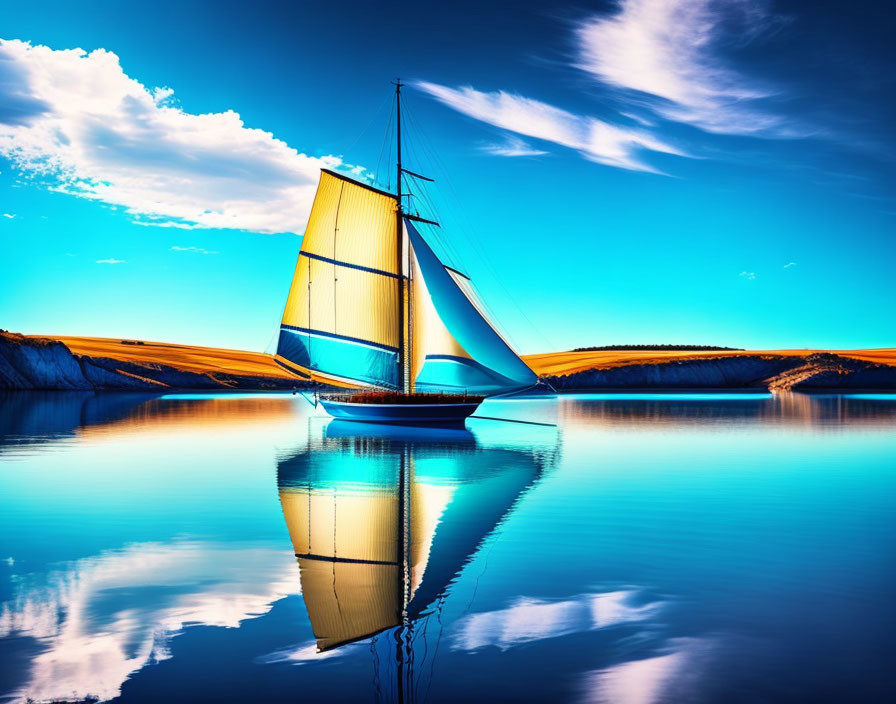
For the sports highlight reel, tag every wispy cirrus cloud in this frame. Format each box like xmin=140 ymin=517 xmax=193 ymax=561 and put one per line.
xmin=171 ymin=245 xmax=218 ymax=255
xmin=96 ymin=258 xmax=126 ymax=264
xmin=0 ymin=39 xmax=344 ymax=234
xmin=2 ymin=212 xmax=14 ymax=218
xmin=481 ymin=135 xmax=548 ymax=158
xmin=574 ymin=0 xmax=798 ymax=137
xmin=415 ymin=81 xmax=685 ymax=173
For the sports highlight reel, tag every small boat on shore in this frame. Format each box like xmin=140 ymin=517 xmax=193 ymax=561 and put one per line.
xmin=274 ymin=80 xmax=537 ymax=424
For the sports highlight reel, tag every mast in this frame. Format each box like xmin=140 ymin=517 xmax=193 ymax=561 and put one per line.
xmin=394 ymin=78 xmax=411 ymax=393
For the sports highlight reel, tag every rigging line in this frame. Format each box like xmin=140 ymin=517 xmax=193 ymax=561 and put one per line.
xmin=400 ymin=102 xmax=524 ymax=347
xmin=404 ymin=108 xmax=502 ymax=297
xmin=401 ymin=98 xmax=551 ymax=352
xmin=410 ymin=185 xmax=462 ymax=270
xmin=469 ymin=414 xmax=557 ymax=427
xmin=398 ymin=104 xmax=460 ymax=260
xmin=387 ymin=98 xmax=398 ymax=193
xmin=333 ymin=182 xmax=345 ymax=337
xmin=403 ymin=176 xmax=508 ymax=350
xmin=306 ymin=249 xmax=312 ymax=363
xmin=374 ymin=100 xmax=394 ymax=191
xmin=405 ymin=129 xmax=480 ymax=289
xmin=412 ymin=618 xmax=427 ymax=703
xmin=375 ymin=98 xmax=396 ymax=190
xmin=305 ymin=482 xmax=312 ymax=553
xmin=405 ymin=621 xmax=414 ymax=704
xmin=402 ymin=95 xmax=546 ymax=358
xmin=398 ymin=107 xmax=465 ymax=269
xmin=343 ymin=90 xmax=393 ymax=169
xmin=401 ymin=116 xmax=437 ymax=219
xmin=371 ymin=635 xmax=382 ymax=704
xmin=426 ymin=597 xmax=446 ymax=704
xmin=331 ymin=490 xmax=343 ymax=617
xmin=269 ymin=236 xmax=296 ymax=356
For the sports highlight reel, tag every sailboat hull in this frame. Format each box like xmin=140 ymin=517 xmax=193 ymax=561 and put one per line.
xmin=319 ymin=399 xmax=481 ymax=425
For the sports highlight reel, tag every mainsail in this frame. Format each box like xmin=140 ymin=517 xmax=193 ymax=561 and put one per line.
xmin=276 ymin=171 xmax=537 ymax=394
xmin=278 ymin=170 xmax=401 ymax=388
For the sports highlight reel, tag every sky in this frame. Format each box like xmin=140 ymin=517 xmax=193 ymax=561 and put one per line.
xmin=1 ymin=0 xmax=893 ymax=353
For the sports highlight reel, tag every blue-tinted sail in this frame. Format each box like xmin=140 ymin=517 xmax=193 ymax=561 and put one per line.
xmin=406 ymin=219 xmax=537 ymax=392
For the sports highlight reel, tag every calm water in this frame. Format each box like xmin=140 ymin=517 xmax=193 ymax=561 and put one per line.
xmin=1 ymin=391 xmax=895 ymax=703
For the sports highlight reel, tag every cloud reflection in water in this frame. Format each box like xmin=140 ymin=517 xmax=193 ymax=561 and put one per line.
xmin=452 ymin=589 xmax=663 ymax=652
xmin=0 ymin=540 xmax=296 ymax=704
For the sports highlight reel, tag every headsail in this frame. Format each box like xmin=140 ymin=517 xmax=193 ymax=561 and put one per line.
xmin=406 ymin=219 xmax=537 ymax=393
xmin=277 ymin=169 xmax=401 ymax=388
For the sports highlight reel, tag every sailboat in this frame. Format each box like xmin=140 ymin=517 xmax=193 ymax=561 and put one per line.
xmin=274 ymin=80 xmax=537 ymax=424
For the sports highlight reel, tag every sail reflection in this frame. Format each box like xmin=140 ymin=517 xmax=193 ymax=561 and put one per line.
xmin=277 ymin=420 xmax=557 ymax=652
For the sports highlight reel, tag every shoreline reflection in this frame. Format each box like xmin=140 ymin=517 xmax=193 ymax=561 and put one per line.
xmin=560 ymin=392 xmax=896 ymax=430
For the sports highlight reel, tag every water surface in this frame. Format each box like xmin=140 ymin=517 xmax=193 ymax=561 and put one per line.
xmin=1 ymin=391 xmax=895 ymax=703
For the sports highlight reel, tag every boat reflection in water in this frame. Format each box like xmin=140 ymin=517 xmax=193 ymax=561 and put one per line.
xmin=277 ymin=419 xmax=558 ymax=662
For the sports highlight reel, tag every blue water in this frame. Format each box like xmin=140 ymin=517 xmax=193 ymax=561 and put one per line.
xmin=1 ymin=391 xmax=895 ymax=703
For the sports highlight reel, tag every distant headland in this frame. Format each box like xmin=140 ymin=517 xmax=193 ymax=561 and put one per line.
xmin=1 ymin=331 xmax=894 ymax=393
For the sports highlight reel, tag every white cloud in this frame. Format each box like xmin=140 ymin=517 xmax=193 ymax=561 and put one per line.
xmin=134 ymin=218 xmax=202 ymax=230
xmin=481 ymin=135 xmax=549 ymax=157
xmin=0 ymin=540 xmax=297 ymax=704
xmin=2 ymin=212 xmax=15 ymax=218
xmin=151 ymin=86 xmax=174 ymax=105
xmin=783 ymin=261 xmax=796 ymax=268
xmin=96 ymin=258 xmax=126 ymax=264
xmin=620 ymin=111 xmax=655 ymax=127
xmin=415 ymin=81 xmax=685 ymax=173
xmin=739 ymin=270 xmax=756 ymax=279
xmin=0 ymin=39 xmax=345 ymax=234
xmin=171 ymin=244 xmax=218 ymax=255
xmin=575 ymin=0 xmax=794 ymax=137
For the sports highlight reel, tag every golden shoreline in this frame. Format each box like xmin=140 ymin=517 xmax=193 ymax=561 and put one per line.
xmin=37 ymin=334 xmax=896 ymax=381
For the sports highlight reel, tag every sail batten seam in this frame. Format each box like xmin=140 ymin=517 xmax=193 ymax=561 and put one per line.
xmin=300 ymin=251 xmax=402 ymax=279
xmin=281 ymin=324 xmax=400 ymax=353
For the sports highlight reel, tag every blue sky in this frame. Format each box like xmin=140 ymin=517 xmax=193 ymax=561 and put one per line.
xmin=1 ymin=0 xmax=893 ymax=352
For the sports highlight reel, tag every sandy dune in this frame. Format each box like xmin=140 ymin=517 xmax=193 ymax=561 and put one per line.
xmin=522 ymin=348 xmax=896 ymax=377
xmin=29 ymin=335 xmax=896 ymax=383
xmin=51 ymin=335 xmax=298 ymax=380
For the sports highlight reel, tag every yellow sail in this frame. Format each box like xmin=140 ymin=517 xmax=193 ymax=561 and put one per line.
xmin=277 ymin=170 xmax=402 ymax=388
